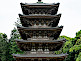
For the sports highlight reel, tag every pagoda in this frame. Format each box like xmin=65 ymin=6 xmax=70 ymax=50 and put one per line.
xmin=12 ymin=0 xmax=68 ymax=61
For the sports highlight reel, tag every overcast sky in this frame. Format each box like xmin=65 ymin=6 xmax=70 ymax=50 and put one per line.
xmin=0 ymin=0 xmax=81 ymax=39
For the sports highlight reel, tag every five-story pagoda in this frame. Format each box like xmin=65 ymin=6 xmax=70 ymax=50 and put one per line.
xmin=12 ymin=0 xmax=68 ymax=61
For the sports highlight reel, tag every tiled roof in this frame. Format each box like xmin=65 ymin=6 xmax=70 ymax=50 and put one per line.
xmin=12 ymin=53 xmax=68 ymax=58
xmin=15 ymin=38 xmax=66 ymax=43
xmin=19 ymin=14 xmax=61 ymax=18
xmin=20 ymin=2 xmax=59 ymax=6
xmin=17 ymin=26 xmax=63 ymax=30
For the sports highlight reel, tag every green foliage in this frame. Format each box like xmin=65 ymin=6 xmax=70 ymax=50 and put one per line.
xmin=60 ymin=33 xmax=81 ymax=61
xmin=64 ymin=30 xmax=81 ymax=61
xmin=69 ymin=44 xmax=81 ymax=52
xmin=60 ymin=35 xmax=73 ymax=41
xmin=0 ymin=33 xmax=9 ymax=61
xmin=76 ymin=52 xmax=81 ymax=61
xmin=9 ymin=28 xmax=23 ymax=61
xmin=63 ymin=40 xmax=73 ymax=53
xmin=0 ymin=28 xmax=23 ymax=61
xmin=75 ymin=38 xmax=81 ymax=45
xmin=76 ymin=30 xmax=81 ymax=37
xmin=54 ymin=50 xmax=62 ymax=54
xmin=60 ymin=36 xmax=73 ymax=53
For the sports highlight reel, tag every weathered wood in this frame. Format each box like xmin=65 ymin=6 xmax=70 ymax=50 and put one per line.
xmin=12 ymin=1 xmax=68 ymax=61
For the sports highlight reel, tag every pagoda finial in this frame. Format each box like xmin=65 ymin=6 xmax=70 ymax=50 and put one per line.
xmin=38 ymin=0 xmax=41 ymax=2
xmin=37 ymin=0 xmax=43 ymax=3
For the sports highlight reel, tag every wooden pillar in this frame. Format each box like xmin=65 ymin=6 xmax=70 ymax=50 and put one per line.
xmin=16 ymin=59 xmax=18 ymax=61
xmin=47 ymin=59 xmax=50 ymax=61
xmin=56 ymin=58 xmax=58 ymax=61
xmin=38 ymin=58 xmax=42 ymax=61
xmin=31 ymin=59 xmax=34 ymax=61
xmin=16 ymin=58 xmax=19 ymax=61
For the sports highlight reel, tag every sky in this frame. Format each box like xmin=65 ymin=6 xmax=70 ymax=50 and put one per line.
xmin=0 ymin=0 xmax=81 ymax=39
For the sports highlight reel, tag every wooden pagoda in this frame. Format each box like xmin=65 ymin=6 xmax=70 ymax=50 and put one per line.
xmin=12 ymin=0 xmax=68 ymax=61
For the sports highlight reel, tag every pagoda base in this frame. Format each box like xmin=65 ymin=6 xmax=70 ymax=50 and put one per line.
xmin=12 ymin=53 xmax=68 ymax=61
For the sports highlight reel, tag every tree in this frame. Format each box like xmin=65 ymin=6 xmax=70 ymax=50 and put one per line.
xmin=76 ymin=52 xmax=81 ymax=61
xmin=0 ymin=33 xmax=10 ymax=61
xmin=64 ymin=30 xmax=81 ymax=61
xmin=9 ymin=28 xmax=24 ymax=61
